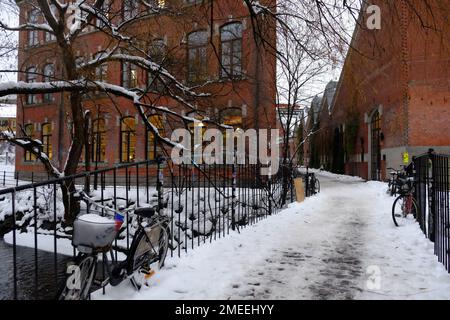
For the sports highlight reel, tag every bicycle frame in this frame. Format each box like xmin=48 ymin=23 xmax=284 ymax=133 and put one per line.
xmin=70 ymin=192 xmax=170 ymax=292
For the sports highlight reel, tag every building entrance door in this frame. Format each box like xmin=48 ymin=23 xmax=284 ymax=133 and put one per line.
xmin=371 ymin=111 xmax=381 ymax=181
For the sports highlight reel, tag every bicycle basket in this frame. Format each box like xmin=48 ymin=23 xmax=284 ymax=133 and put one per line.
xmin=73 ymin=214 xmax=118 ymax=249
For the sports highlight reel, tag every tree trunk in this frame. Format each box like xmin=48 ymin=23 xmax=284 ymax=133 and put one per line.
xmin=61 ymin=92 xmax=85 ymax=225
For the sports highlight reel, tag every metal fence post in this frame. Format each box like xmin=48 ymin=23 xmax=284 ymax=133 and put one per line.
xmin=157 ymin=156 xmax=164 ymax=215
xmin=429 ymin=149 xmax=436 ymax=243
xmin=231 ymin=153 xmax=237 ymax=230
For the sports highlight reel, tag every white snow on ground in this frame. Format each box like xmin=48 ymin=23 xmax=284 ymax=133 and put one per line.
xmin=93 ymin=171 xmax=450 ymax=300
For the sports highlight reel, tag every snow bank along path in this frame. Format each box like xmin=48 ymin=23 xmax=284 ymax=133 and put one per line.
xmin=93 ymin=172 xmax=450 ymax=300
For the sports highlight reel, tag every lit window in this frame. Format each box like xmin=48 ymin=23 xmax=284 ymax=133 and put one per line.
xmin=41 ymin=123 xmax=53 ymax=160
xmin=120 ymin=117 xmax=136 ymax=163
xmin=146 ymin=115 xmax=165 ymax=160
xmin=187 ymin=30 xmax=208 ymax=84
xmin=122 ymin=62 xmax=138 ymax=89
xmin=220 ymin=23 xmax=242 ymax=79
xmin=221 ymin=108 xmax=243 ymax=149
xmin=92 ymin=118 xmax=106 ymax=163
xmin=24 ymin=124 xmax=36 ymax=162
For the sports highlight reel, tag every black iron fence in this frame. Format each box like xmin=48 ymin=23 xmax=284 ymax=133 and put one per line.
xmin=0 ymin=171 xmax=53 ymax=189
xmin=0 ymin=159 xmax=293 ymax=300
xmin=413 ymin=150 xmax=450 ymax=272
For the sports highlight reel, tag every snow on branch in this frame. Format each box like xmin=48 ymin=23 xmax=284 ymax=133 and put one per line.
xmin=0 ymin=130 xmax=63 ymax=178
xmin=0 ymin=20 xmax=54 ymax=34
xmin=82 ymin=53 xmax=210 ymax=98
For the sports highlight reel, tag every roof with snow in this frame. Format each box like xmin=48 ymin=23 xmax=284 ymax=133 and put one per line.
xmin=0 ymin=104 xmax=17 ymax=118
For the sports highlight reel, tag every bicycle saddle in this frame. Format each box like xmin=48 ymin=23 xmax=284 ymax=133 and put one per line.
xmin=135 ymin=207 xmax=156 ymax=218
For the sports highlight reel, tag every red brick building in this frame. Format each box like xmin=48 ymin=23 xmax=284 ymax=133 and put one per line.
xmin=307 ymin=0 xmax=450 ymax=180
xmin=15 ymin=0 xmax=277 ymax=175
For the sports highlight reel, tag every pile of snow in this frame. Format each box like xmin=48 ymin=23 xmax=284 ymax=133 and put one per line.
xmin=298 ymin=167 xmax=364 ymax=182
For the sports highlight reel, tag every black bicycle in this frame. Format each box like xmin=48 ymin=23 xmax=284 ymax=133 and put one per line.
xmin=58 ymin=192 xmax=170 ymax=300
xmin=392 ymin=175 xmax=419 ymax=227
xmin=306 ymin=173 xmax=320 ymax=196
xmin=387 ymin=167 xmax=402 ymax=196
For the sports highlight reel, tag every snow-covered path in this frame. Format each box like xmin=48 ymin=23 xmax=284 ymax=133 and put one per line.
xmin=93 ymin=172 xmax=450 ymax=300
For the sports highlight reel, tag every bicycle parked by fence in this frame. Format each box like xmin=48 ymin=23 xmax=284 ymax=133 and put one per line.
xmin=391 ymin=172 xmax=419 ymax=227
xmin=58 ymin=191 xmax=170 ymax=300
xmin=387 ymin=167 xmax=403 ymax=197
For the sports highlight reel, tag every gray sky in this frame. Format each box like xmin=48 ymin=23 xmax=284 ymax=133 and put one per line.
xmin=0 ymin=2 xmax=19 ymax=83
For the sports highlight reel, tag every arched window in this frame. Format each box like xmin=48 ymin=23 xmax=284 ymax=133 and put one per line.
xmin=120 ymin=117 xmax=136 ymax=163
xmin=28 ymin=9 xmax=39 ymax=46
xmin=26 ymin=67 xmax=37 ymax=105
xmin=146 ymin=115 xmax=165 ymax=160
xmin=92 ymin=118 xmax=106 ymax=163
xmin=24 ymin=124 xmax=36 ymax=162
xmin=43 ymin=64 xmax=55 ymax=103
xmin=41 ymin=123 xmax=52 ymax=159
xmin=220 ymin=22 xmax=242 ymax=79
xmin=187 ymin=30 xmax=208 ymax=84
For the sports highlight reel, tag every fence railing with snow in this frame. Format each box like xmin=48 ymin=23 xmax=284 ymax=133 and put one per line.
xmin=0 ymin=158 xmax=294 ymax=299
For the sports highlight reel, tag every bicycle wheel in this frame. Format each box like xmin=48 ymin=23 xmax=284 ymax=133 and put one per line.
xmin=58 ymin=253 xmax=97 ymax=300
xmin=314 ymin=179 xmax=320 ymax=194
xmin=131 ymin=223 xmax=170 ymax=272
xmin=392 ymin=194 xmax=419 ymax=227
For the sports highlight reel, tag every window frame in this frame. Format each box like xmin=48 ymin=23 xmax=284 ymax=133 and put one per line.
xmin=120 ymin=116 xmax=136 ymax=163
xmin=27 ymin=9 xmax=40 ymax=47
xmin=187 ymin=30 xmax=208 ymax=84
xmin=24 ymin=124 xmax=36 ymax=162
xmin=41 ymin=123 xmax=53 ymax=160
xmin=146 ymin=114 xmax=165 ymax=161
xmin=43 ymin=64 xmax=55 ymax=103
xmin=121 ymin=61 xmax=138 ymax=89
xmin=25 ymin=67 xmax=38 ymax=105
xmin=147 ymin=39 xmax=167 ymax=93
xmin=91 ymin=117 xmax=107 ymax=163
xmin=220 ymin=22 xmax=243 ymax=80
xmin=94 ymin=52 xmax=108 ymax=82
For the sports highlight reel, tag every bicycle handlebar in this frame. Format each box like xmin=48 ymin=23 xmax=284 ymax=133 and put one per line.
xmin=77 ymin=191 xmax=134 ymax=217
